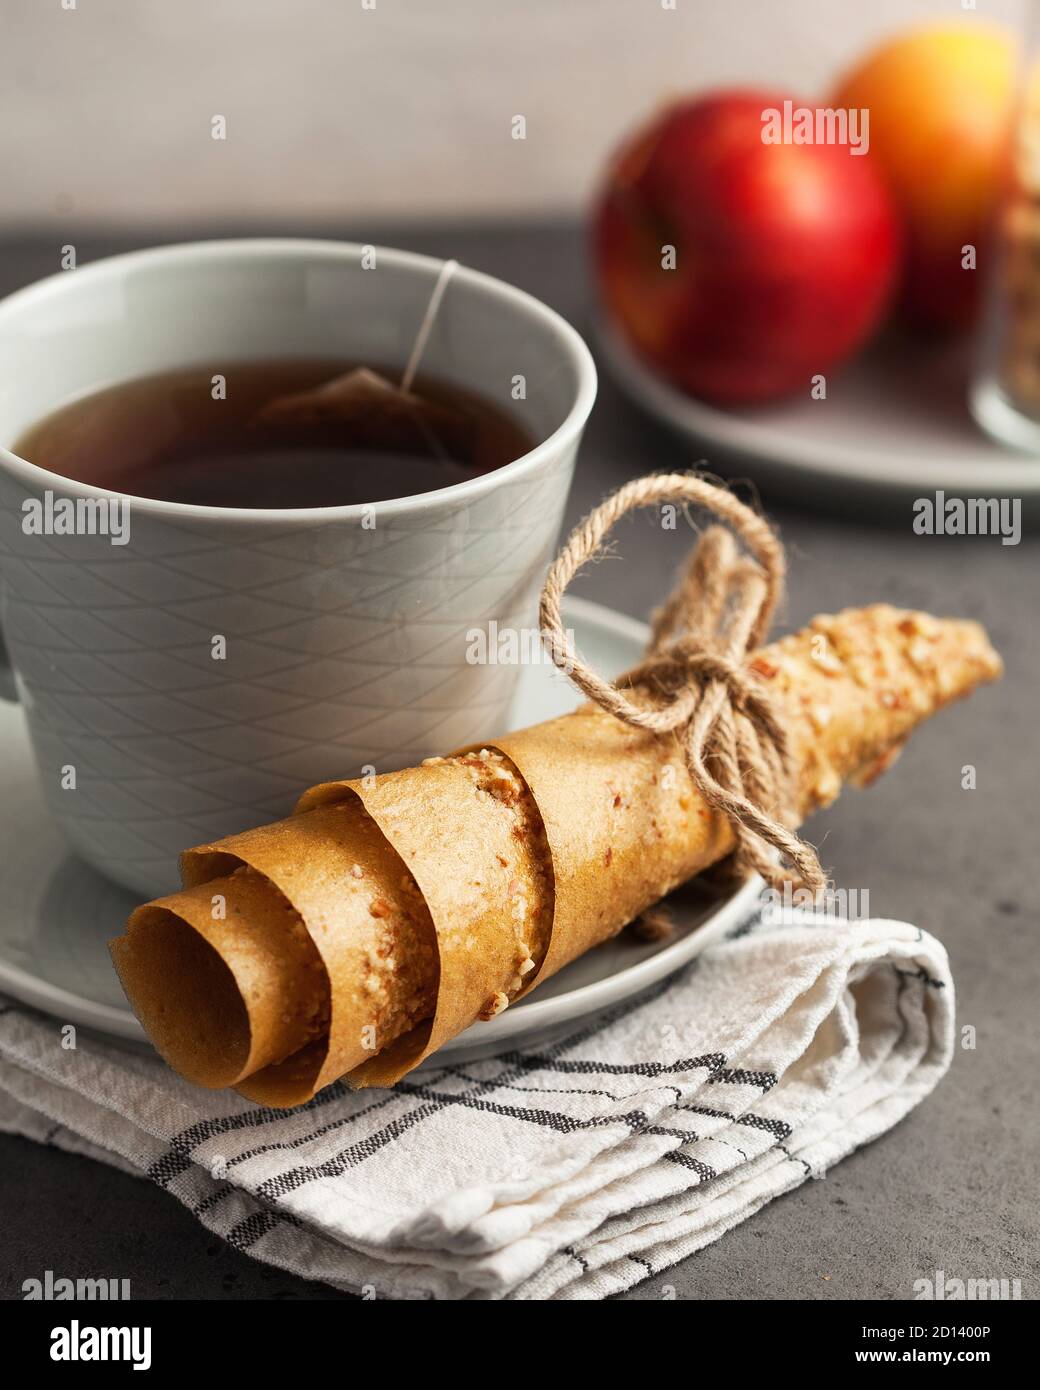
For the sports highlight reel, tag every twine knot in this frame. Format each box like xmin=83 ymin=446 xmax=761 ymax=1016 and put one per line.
xmin=539 ymin=473 xmax=826 ymax=895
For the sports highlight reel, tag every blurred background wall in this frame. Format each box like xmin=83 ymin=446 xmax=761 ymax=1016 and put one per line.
xmin=0 ymin=0 xmax=1025 ymax=230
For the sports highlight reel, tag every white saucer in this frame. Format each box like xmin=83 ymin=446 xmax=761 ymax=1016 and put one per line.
xmin=0 ymin=596 xmax=758 ymax=1060
xmin=597 ymin=315 xmax=1040 ymax=509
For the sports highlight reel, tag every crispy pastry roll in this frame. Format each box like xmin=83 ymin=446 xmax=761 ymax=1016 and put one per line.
xmin=111 ymin=605 xmax=1001 ymax=1104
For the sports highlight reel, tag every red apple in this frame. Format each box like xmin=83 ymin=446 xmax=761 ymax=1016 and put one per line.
xmin=592 ymin=91 xmax=903 ymax=404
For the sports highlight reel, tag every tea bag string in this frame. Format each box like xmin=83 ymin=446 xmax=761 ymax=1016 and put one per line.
xmin=539 ymin=472 xmax=827 ymax=894
xmin=401 ymin=259 xmax=459 ymax=393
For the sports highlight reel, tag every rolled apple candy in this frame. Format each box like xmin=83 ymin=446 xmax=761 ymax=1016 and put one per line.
xmin=111 ymin=603 xmax=1001 ymax=1105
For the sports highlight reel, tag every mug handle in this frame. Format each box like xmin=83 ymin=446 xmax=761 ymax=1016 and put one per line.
xmin=0 ymin=624 xmax=18 ymax=702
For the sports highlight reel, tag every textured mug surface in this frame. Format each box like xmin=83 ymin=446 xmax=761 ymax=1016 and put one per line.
xmin=0 ymin=240 xmax=596 ymax=895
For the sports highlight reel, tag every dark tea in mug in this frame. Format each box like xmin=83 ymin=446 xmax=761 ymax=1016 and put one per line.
xmin=12 ymin=359 xmax=533 ymax=509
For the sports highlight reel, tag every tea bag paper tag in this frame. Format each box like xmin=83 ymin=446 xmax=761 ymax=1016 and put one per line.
xmin=253 ymin=260 xmax=466 ymax=455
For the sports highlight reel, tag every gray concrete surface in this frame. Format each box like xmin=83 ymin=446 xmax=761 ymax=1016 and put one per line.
xmin=0 ymin=223 xmax=1036 ymax=1301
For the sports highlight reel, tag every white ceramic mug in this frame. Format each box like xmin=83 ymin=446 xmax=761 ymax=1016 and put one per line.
xmin=0 ymin=240 xmax=596 ymax=896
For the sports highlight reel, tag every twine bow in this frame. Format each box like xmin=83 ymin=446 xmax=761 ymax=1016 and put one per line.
xmin=539 ymin=473 xmax=826 ymax=895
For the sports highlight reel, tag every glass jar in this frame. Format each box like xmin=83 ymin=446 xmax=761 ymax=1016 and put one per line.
xmin=971 ymin=16 xmax=1040 ymax=450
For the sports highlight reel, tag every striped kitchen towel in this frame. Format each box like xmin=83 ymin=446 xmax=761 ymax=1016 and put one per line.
xmin=0 ymin=910 xmax=953 ymax=1300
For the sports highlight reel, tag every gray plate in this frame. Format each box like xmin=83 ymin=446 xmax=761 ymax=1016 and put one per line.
xmin=597 ymin=315 xmax=1040 ymax=511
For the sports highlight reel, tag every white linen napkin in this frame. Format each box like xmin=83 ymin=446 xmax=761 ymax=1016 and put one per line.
xmin=0 ymin=908 xmax=953 ymax=1300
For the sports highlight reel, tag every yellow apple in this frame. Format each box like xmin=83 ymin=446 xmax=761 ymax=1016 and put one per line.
xmin=833 ymin=23 xmax=1016 ymax=330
